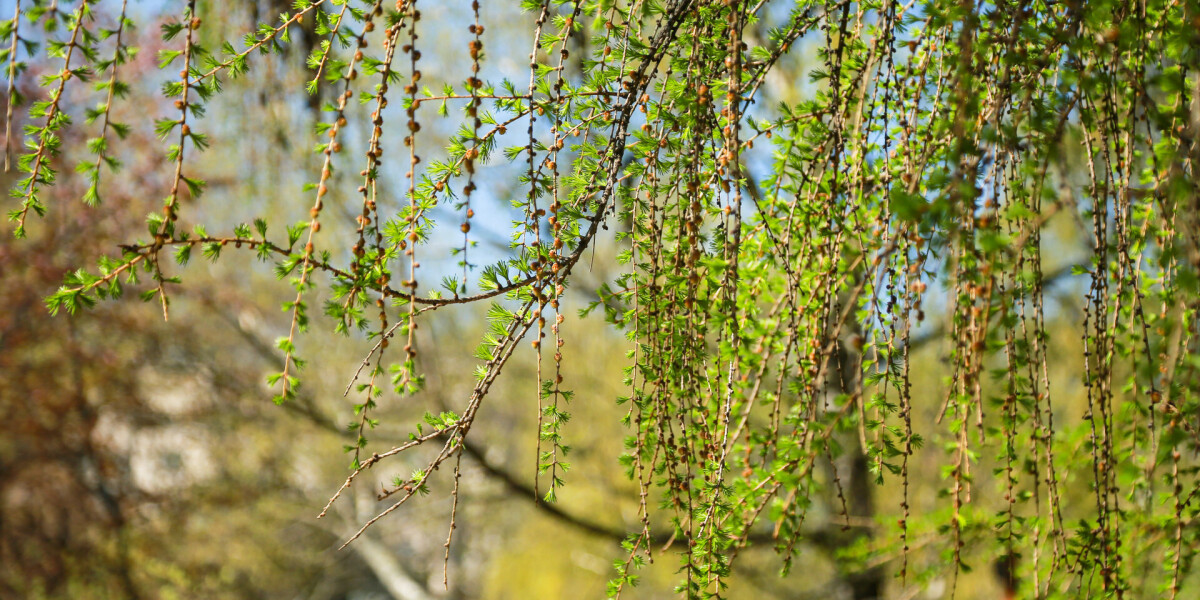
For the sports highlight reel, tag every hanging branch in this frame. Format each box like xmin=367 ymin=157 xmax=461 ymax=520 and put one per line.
xmin=7 ymin=0 xmax=1200 ymax=597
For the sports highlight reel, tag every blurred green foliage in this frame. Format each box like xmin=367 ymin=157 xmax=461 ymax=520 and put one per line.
xmin=3 ymin=0 xmax=1200 ymax=599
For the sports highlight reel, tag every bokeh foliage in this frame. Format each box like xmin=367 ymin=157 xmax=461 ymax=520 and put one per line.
xmin=4 ymin=0 xmax=1200 ymax=598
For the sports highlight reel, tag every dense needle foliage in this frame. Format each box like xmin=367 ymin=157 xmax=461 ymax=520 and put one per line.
xmin=5 ymin=0 xmax=1200 ymax=597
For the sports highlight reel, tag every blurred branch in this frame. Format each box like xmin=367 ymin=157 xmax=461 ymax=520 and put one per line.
xmin=196 ymin=292 xmax=343 ymax=431
xmin=301 ymin=518 xmax=441 ymax=600
xmin=455 ymin=438 xmax=630 ymax=540
xmin=346 ymin=531 xmax=439 ymax=600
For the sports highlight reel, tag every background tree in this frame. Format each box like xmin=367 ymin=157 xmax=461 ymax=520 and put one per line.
xmin=3 ymin=0 xmax=1199 ymax=599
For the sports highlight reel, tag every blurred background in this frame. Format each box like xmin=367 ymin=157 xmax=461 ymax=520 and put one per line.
xmin=0 ymin=1 xmax=1172 ymax=599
